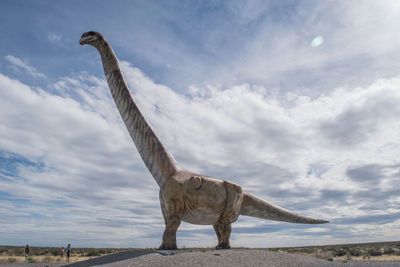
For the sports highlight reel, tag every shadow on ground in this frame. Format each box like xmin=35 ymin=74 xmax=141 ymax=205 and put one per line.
xmin=66 ymin=250 xmax=173 ymax=266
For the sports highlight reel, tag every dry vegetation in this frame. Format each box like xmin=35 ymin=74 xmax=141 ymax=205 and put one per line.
xmin=269 ymin=241 xmax=400 ymax=262
xmin=1 ymin=241 xmax=399 ymax=264
xmin=0 ymin=246 xmax=130 ymax=264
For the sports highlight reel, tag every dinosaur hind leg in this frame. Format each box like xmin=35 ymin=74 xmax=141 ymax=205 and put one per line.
xmin=214 ymin=223 xmax=232 ymax=249
xmin=213 ymin=181 xmax=242 ymax=249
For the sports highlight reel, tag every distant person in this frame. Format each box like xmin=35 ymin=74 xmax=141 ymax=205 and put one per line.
xmin=66 ymin=243 xmax=71 ymax=263
xmin=25 ymin=244 xmax=29 ymax=263
xmin=60 ymin=246 xmax=64 ymax=260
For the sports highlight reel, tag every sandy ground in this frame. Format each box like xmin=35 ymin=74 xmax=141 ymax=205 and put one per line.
xmin=0 ymin=255 xmax=90 ymax=265
xmin=2 ymin=249 xmax=400 ymax=267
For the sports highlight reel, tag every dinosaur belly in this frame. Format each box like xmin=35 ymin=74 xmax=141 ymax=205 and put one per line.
xmin=182 ymin=208 xmax=220 ymax=225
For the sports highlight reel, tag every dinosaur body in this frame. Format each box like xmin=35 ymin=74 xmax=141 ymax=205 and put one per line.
xmin=80 ymin=31 xmax=328 ymax=250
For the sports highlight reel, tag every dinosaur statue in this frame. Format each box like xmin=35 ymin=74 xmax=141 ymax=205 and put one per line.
xmin=79 ymin=31 xmax=328 ymax=250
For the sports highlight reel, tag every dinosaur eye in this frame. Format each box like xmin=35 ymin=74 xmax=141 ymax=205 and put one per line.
xmin=82 ymin=31 xmax=95 ymax=38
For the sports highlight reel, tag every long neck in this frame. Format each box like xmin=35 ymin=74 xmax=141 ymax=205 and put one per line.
xmin=94 ymin=40 xmax=180 ymax=188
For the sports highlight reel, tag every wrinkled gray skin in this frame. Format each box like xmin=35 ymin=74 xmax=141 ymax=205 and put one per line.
xmin=80 ymin=31 xmax=329 ymax=250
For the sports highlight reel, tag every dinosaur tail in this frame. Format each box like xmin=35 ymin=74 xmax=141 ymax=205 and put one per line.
xmin=239 ymin=192 xmax=329 ymax=224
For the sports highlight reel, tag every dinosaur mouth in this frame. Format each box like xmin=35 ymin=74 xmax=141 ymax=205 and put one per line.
xmin=79 ymin=36 xmax=95 ymax=45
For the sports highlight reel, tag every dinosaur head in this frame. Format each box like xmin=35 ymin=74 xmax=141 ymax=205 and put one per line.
xmin=79 ymin=31 xmax=103 ymax=46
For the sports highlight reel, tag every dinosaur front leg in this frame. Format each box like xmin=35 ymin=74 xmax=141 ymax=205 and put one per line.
xmin=159 ymin=190 xmax=168 ymax=224
xmin=159 ymin=215 xmax=181 ymax=250
xmin=213 ymin=224 xmax=222 ymax=247
xmin=214 ymin=223 xmax=232 ymax=249
xmin=158 ymin=190 xmax=183 ymax=250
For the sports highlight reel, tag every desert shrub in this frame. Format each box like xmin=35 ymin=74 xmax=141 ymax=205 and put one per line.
xmin=13 ymin=249 xmax=23 ymax=256
xmin=384 ymin=248 xmax=394 ymax=255
xmin=349 ymin=249 xmax=361 ymax=256
xmin=368 ymin=250 xmax=382 ymax=257
xmin=87 ymin=250 xmax=101 ymax=257
xmin=327 ymin=258 xmax=333 ymax=261
xmin=7 ymin=257 xmax=17 ymax=263
xmin=333 ymin=248 xmax=347 ymax=257
xmin=315 ymin=251 xmax=333 ymax=260
xmin=363 ymin=254 xmax=370 ymax=259
xmin=51 ymin=250 xmax=59 ymax=256
xmin=39 ymin=249 xmax=53 ymax=256
xmin=41 ymin=256 xmax=53 ymax=262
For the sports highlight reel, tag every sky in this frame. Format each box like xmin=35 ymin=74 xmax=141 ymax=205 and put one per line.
xmin=0 ymin=0 xmax=400 ymax=249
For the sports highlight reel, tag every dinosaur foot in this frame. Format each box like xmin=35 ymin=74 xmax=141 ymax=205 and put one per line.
xmin=158 ymin=242 xmax=177 ymax=250
xmin=215 ymin=243 xmax=231 ymax=249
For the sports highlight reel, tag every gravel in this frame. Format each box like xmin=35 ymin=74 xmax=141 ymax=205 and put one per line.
xmin=2 ymin=249 xmax=399 ymax=267
xmin=92 ymin=250 xmax=400 ymax=267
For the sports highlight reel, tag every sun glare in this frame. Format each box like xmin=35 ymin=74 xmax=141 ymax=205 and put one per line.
xmin=311 ymin=35 xmax=324 ymax=48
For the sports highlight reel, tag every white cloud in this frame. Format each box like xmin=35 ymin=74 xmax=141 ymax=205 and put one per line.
xmin=1 ymin=55 xmax=400 ymax=247
xmin=4 ymin=55 xmax=47 ymax=79
xmin=0 ymin=71 xmax=162 ymax=247
xmin=48 ymin=32 xmax=62 ymax=44
xmin=174 ymin=1 xmax=400 ymax=97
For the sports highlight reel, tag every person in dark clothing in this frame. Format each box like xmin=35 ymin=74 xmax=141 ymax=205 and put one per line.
xmin=25 ymin=244 xmax=29 ymax=263
xmin=66 ymin=243 xmax=71 ymax=263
